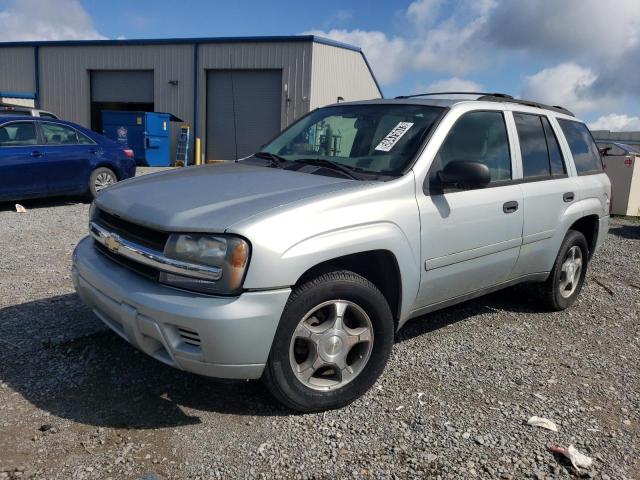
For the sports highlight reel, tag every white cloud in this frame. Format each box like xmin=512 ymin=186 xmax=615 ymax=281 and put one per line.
xmin=485 ymin=0 xmax=640 ymax=60
xmin=0 ymin=0 xmax=105 ymax=41
xmin=521 ymin=63 xmax=617 ymax=115
xmin=589 ymin=114 xmax=640 ymax=132
xmin=308 ymin=0 xmax=497 ymax=84
xmin=406 ymin=0 xmax=445 ymax=26
xmin=306 ymin=29 xmax=410 ymax=84
xmin=413 ymin=77 xmax=483 ymax=96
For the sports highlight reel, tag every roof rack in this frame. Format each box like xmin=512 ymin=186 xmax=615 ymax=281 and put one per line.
xmin=395 ymin=92 xmax=514 ymax=100
xmin=394 ymin=91 xmax=575 ymax=117
xmin=478 ymin=95 xmax=575 ymax=117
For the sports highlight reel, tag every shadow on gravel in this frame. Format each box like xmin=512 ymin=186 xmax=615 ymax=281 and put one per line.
xmin=609 ymin=223 xmax=640 ymax=240
xmin=0 ymin=196 xmax=88 ymax=211
xmin=0 ymin=294 xmax=287 ymax=430
xmin=397 ymin=286 xmax=540 ymax=343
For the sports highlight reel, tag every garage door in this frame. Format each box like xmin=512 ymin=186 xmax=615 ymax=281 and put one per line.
xmin=91 ymin=70 xmax=154 ymax=103
xmin=206 ymin=70 xmax=282 ymax=160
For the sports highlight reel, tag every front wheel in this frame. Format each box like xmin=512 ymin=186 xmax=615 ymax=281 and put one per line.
xmin=539 ymin=230 xmax=589 ymax=310
xmin=89 ymin=167 xmax=117 ymax=198
xmin=263 ymin=270 xmax=394 ymax=412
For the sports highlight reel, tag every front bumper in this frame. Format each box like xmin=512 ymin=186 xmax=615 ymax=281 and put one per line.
xmin=72 ymin=236 xmax=290 ymax=379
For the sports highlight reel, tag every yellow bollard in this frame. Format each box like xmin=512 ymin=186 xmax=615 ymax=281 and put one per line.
xmin=195 ymin=138 xmax=201 ymax=166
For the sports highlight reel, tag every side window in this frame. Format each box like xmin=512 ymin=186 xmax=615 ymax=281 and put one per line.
xmin=514 ymin=113 xmax=567 ymax=178
xmin=41 ymin=123 xmax=80 ymax=145
xmin=514 ymin=113 xmax=550 ymax=178
xmin=558 ymin=119 xmax=603 ymax=174
xmin=0 ymin=122 xmax=37 ymax=146
xmin=541 ymin=117 xmax=566 ymax=175
xmin=434 ymin=111 xmax=512 ymax=184
xmin=76 ymin=130 xmax=95 ymax=145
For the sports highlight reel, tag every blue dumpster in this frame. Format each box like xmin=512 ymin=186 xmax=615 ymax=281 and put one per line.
xmin=102 ymin=111 xmax=176 ymax=166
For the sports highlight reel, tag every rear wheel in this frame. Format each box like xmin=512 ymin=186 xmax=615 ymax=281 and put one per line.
xmin=539 ymin=230 xmax=589 ymax=310
xmin=89 ymin=167 xmax=117 ymax=198
xmin=263 ymin=270 xmax=394 ymax=412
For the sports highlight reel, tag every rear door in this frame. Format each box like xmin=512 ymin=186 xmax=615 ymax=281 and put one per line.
xmin=0 ymin=121 xmax=47 ymax=200
xmin=509 ymin=112 xmax=579 ymax=276
xmin=39 ymin=121 xmax=97 ymax=194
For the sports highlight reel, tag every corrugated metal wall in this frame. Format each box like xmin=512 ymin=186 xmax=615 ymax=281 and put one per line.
xmin=309 ymin=43 xmax=381 ymax=109
xmin=0 ymin=47 xmax=35 ymax=94
xmin=197 ymin=41 xmax=312 ymax=157
xmin=38 ymin=44 xmax=194 ymax=128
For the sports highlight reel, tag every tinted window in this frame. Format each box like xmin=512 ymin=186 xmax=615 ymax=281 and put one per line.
xmin=41 ymin=123 xmax=81 ymax=145
xmin=558 ymin=119 xmax=603 ymax=174
xmin=542 ymin=117 xmax=566 ymax=175
xmin=514 ymin=113 xmax=550 ymax=177
xmin=434 ymin=111 xmax=511 ymax=183
xmin=0 ymin=122 xmax=37 ymax=146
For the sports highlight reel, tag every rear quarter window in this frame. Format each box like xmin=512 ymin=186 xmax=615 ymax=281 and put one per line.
xmin=558 ymin=119 xmax=603 ymax=174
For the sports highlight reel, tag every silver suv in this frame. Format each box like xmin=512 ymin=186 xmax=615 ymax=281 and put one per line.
xmin=72 ymin=93 xmax=610 ymax=411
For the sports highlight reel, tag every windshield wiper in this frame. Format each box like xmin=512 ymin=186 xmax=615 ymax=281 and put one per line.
xmin=291 ymin=158 xmax=361 ymax=180
xmin=253 ymin=151 xmax=289 ymax=168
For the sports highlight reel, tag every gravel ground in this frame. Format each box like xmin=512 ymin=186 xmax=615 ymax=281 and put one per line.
xmin=0 ymin=173 xmax=638 ymax=479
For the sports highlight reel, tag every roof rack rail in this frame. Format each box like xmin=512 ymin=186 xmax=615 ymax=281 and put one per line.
xmin=477 ymin=95 xmax=575 ymax=117
xmin=395 ymin=92 xmax=514 ymax=100
xmin=393 ymin=91 xmax=575 ymax=117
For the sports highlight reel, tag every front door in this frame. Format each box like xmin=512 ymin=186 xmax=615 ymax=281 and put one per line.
xmin=0 ymin=121 xmax=48 ymax=200
xmin=415 ymin=110 xmax=524 ymax=308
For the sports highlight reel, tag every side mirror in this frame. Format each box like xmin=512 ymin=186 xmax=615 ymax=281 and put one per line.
xmin=598 ymin=146 xmax=611 ymax=156
xmin=436 ymin=160 xmax=491 ymax=189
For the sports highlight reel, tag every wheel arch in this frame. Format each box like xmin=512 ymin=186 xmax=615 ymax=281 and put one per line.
xmin=568 ymin=214 xmax=600 ymax=258
xmin=294 ymin=250 xmax=403 ymax=328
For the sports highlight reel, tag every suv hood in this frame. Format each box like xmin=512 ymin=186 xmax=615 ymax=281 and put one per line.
xmin=95 ymin=162 xmax=361 ymax=232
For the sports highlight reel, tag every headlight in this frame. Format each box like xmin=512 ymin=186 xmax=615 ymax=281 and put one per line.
xmin=160 ymin=233 xmax=250 ymax=295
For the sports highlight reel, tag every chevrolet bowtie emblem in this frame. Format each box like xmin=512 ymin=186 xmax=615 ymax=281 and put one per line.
xmin=104 ymin=233 xmax=122 ymax=253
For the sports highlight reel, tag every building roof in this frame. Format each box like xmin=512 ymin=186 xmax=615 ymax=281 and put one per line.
xmin=0 ymin=34 xmax=356 ymax=50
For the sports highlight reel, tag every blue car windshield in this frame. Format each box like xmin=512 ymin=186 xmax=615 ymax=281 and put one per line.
xmin=260 ymin=104 xmax=444 ymax=175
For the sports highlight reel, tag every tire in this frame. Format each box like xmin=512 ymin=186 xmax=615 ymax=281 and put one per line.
xmin=539 ymin=230 xmax=589 ymax=311
xmin=88 ymin=167 xmax=117 ymax=198
xmin=263 ymin=270 xmax=394 ymax=412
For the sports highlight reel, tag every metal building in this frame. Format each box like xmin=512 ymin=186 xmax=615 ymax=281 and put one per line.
xmin=0 ymin=35 xmax=382 ymax=162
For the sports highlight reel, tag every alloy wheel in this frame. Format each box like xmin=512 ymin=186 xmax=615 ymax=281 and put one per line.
xmin=559 ymin=245 xmax=583 ymax=298
xmin=289 ymin=300 xmax=374 ymax=391
xmin=94 ymin=172 xmax=116 ymax=192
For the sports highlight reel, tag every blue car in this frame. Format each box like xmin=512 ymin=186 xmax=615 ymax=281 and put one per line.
xmin=0 ymin=116 xmax=136 ymax=201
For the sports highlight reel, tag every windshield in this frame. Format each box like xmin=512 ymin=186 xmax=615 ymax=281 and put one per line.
xmin=259 ymin=104 xmax=444 ymax=176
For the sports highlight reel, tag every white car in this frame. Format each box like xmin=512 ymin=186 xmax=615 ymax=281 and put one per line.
xmin=0 ymin=102 xmax=58 ymax=119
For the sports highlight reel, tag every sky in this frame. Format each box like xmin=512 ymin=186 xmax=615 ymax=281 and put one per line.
xmin=1 ymin=0 xmax=639 ymax=130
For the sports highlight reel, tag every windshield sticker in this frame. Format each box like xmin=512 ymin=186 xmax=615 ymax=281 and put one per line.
xmin=374 ymin=122 xmax=414 ymax=152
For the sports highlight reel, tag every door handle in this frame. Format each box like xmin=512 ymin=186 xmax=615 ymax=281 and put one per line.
xmin=563 ymin=192 xmax=575 ymax=202
xmin=30 ymin=151 xmax=43 ymax=157
xmin=88 ymin=148 xmax=98 ymax=155
xmin=503 ymin=200 xmax=519 ymax=213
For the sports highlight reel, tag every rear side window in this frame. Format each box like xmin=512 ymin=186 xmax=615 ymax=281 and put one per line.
xmin=514 ymin=113 xmax=566 ymax=178
xmin=0 ymin=122 xmax=37 ymax=146
xmin=434 ymin=111 xmax=512 ymax=183
xmin=41 ymin=122 xmax=93 ymax=145
xmin=542 ymin=117 xmax=566 ymax=175
xmin=558 ymin=119 xmax=603 ymax=174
